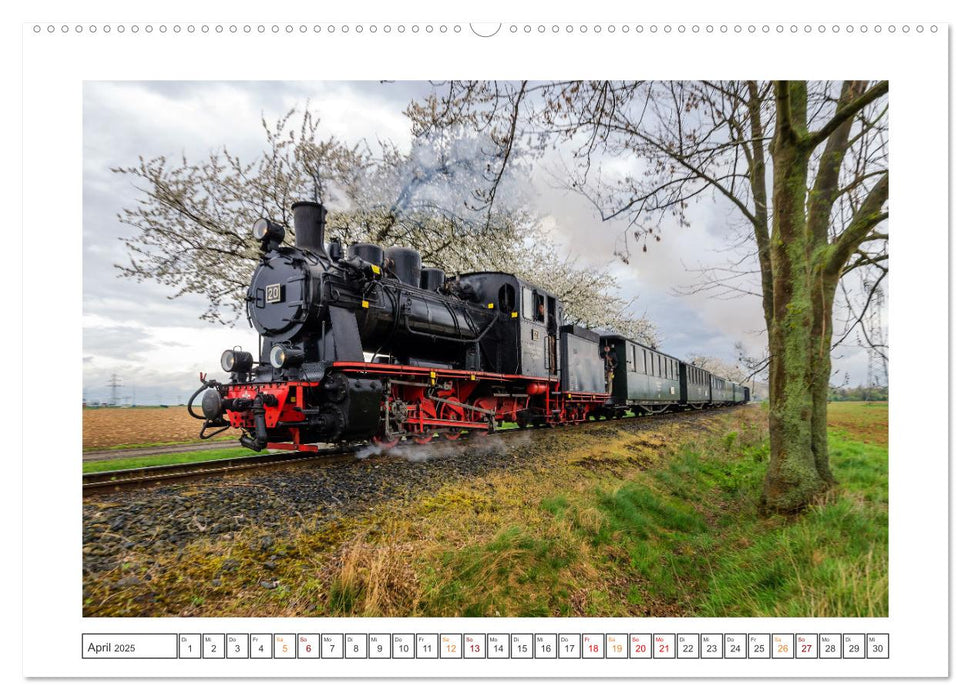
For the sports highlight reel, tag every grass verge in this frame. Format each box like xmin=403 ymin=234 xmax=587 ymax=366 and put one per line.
xmin=83 ymin=447 xmax=271 ymax=473
xmin=84 ymin=404 xmax=888 ymax=617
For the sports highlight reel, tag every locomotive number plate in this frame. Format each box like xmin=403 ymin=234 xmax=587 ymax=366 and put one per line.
xmin=265 ymin=284 xmax=282 ymax=303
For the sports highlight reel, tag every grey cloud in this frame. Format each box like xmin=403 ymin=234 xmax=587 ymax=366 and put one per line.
xmin=82 ymin=325 xmax=156 ymax=360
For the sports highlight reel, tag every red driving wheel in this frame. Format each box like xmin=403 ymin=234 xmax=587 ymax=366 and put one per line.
xmin=409 ymin=402 xmax=436 ymax=445
xmin=440 ymin=399 xmax=466 ymax=440
xmin=371 ymin=433 xmax=401 ymax=449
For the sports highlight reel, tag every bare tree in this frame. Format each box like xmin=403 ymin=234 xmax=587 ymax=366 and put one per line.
xmin=113 ymin=107 xmax=656 ymax=344
xmin=407 ymin=80 xmax=889 ymax=512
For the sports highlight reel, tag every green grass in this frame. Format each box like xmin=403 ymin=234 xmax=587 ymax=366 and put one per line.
xmin=414 ymin=410 xmax=888 ymax=617
xmin=568 ymin=427 xmax=885 ymax=616
xmin=83 ymin=446 xmax=267 ymax=473
xmin=697 ymin=433 xmax=888 ymax=616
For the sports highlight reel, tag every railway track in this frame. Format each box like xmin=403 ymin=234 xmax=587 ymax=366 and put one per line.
xmin=82 ymin=448 xmax=352 ymax=496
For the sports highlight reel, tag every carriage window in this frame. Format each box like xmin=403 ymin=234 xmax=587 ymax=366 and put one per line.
xmin=497 ymin=283 xmax=515 ymax=313
xmin=632 ymin=345 xmax=639 ymax=372
xmin=521 ymin=286 xmax=533 ymax=320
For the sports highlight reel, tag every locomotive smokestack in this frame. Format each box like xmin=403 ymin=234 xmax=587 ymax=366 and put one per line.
xmin=291 ymin=201 xmax=327 ymax=255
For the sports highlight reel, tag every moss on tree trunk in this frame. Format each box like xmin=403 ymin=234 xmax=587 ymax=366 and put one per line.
xmin=760 ymin=101 xmax=830 ymax=513
xmin=810 ymin=272 xmax=838 ymax=485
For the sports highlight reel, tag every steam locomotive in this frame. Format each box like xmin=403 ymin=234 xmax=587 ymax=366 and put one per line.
xmin=189 ymin=201 xmax=748 ymax=452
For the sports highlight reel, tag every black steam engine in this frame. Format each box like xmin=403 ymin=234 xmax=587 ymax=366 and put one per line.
xmin=191 ymin=201 xmax=748 ymax=452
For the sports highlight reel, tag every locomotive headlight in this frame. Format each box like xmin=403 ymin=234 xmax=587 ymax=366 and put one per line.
xmin=252 ymin=218 xmax=267 ymax=239
xmin=220 ymin=349 xmax=254 ymax=373
xmin=252 ymin=217 xmax=285 ymax=244
xmin=269 ymin=344 xmax=304 ymax=369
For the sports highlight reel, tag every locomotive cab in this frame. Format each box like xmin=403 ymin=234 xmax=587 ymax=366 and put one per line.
xmin=453 ymin=272 xmax=562 ymax=379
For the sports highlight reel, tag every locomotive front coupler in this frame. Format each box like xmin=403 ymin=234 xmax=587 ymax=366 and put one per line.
xmin=239 ymin=395 xmax=270 ymax=452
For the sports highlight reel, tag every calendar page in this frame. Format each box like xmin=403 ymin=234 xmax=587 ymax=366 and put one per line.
xmin=18 ymin=0 xmax=954 ymax=686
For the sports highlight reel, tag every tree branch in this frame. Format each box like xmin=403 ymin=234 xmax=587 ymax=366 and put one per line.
xmin=807 ymin=81 xmax=889 ymax=149
xmin=825 ymin=172 xmax=890 ymax=277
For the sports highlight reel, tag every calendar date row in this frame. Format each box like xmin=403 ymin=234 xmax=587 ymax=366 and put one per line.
xmin=82 ymin=632 xmax=888 ymax=660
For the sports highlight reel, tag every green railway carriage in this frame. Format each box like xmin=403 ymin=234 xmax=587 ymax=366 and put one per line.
xmin=731 ymin=381 xmax=746 ymax=404
xmin=680 ymin=363 xmax=712 ymax=405
xmin=600 ymin=334 xmax=682 ymax=410
xmin=711 ymin=375 xmax=734 ymax=404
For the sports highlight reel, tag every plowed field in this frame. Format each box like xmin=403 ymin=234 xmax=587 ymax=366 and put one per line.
xmin=82 ymin=407 xmax=213 ymax=449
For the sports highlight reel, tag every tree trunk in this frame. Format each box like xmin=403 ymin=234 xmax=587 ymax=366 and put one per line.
xmin=762 ymin=306 xmax=827 ymax=513
xmin=809 ymin=272 xmax=839 ymax=485
xmin=760 ymin=95 xmax=830 ymax=513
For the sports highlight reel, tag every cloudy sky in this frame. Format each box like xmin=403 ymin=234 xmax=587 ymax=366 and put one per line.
xmin=82 ymin=81 xmax=880 ymax=405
